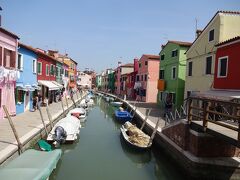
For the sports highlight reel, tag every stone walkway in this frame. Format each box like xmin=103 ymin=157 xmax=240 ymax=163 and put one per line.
xmin=0 ymin=92 xmax=85 ymax=164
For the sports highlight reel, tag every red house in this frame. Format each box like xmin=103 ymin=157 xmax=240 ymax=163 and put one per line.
xmin=36 ymin=49 xmax=62 ymax=104
xmin=214 ymin=36 xmax=240 ymax=90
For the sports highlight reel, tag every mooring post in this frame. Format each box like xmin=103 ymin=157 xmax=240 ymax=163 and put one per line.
xmin=65 ymin=95 xmax=69 ymax=109
xmin=76 ymin=90 xmax=79 ymax=100
xmin=140 ymin=108 xmax=152 ymax=130
xmin=71 ymin=95 xmax=77 ymax=108
xmin=46 ymin=104 xmax=54 ymax=129
xmin=3 ymin=105 xmax=23 ymax=154
xmin=61 ymin=98 xmax=66 ymax=116
xmin=148 ymin=117 xmax=161 ymax=146
xmin=37 ymin=102 xmax=49 ymax=136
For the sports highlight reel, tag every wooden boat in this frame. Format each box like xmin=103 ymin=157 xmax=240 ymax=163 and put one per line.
xmin=110 ymin=101 xmax=123 ymax=107
xmin=67 ymin=107 xmax=87 ymax=122
xmin=114 ymin=109 xmax=133 ymax=123
xmin=47 ymin=116 xmax=81 ymax=145
xmin=0 ymin=149 xmax=62 ymax=180
xmin=120 ymin=122 xmax=151 ymax=150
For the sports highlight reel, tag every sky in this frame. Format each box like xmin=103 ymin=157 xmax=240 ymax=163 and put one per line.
xmin=1 ymin=0 xmax=240 ymax=73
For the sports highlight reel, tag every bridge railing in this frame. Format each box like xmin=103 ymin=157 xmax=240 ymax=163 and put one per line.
xmin=187 ymin=96 xmax=240 ymax=141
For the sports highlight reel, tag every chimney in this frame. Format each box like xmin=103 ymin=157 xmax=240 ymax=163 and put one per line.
xmin=133 ymin=58 xmax=139 ymax=72
xmin=118 ymin=61 xmax=122 ymax=67
xmin=196 ymin=29 xmax=202 ymax=38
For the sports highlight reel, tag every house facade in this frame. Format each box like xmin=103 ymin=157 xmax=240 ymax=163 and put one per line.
xmin=16 ymin=43 xmax=38 ymax=114
xmin=136 ymin=55 xmax=159 ymax=102
xmin=0 ymin=27 xmax=19 ymax=119
xmin=185 ymin=11 xmax=240 ymax=98
xmin=108 ymin=71 xmax=115 ymax=93
xmin=126 ymin=58 xmax=138 ymax=99
xmin=157 ymin=41 xmax=191 ymax=108
xmin=76 ymin=71 xmax=92 ymax=89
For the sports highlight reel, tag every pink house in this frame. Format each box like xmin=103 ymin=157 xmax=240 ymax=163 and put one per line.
xmin=0 ymin=27 xmax=19 ymax=120
xmin=136 ymin=54 xmax=160 ymax=102
xmin=115 ymin=62 xmax=134 ymax=95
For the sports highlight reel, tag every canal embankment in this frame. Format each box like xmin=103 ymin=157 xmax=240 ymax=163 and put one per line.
xmin=0 ymin=92 xmax=86 ymax=165
xmin=100 ymin=91 xmax=240 ymax=180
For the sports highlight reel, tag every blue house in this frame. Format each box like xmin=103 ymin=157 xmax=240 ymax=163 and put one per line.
xmin=15 ymin=43 xmax=38 ymax=114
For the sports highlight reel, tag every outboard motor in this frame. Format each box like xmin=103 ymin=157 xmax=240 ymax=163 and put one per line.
xmin=53 ymin=126 xmax=67 ymax=147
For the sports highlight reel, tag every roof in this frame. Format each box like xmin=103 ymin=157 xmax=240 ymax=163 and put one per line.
xmin=216 ymin=36 xmax=240 ymax=47
xmin=0 ymin=27 xmax=20 ymax=39
xmin=142 ymin=54 xmax=160 ymax=60
xmin=186 ymin=11 xmax=240 ymax=53
xmin=121 ymin=63 xmax=134 ymax=67
xmin=168 ymin=40 xmax=192 ymax=47
xmin=58 ymin=53 xmax=78 ymax=65
xmin=19 ymin=42 xmax=38 ymax=53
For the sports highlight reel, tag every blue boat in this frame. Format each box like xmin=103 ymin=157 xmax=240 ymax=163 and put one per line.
xmin=114 ymin=110 xmax=133 ymax=123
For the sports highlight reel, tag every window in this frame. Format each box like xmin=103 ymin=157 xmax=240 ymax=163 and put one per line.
xmin=32 ymin=59 xmax=37 ymax=73
xmin=4 ymin=49 xmax=13 ymax=68
xmin=205 ymin=56 xmax=212 ymax=75
xmin=159 ymin=91 xmax=163 ymax=101
xmin=160 ymin=54 xmax=165 ymax=60
xmin=159 ymin=69 xmax=164 ymax=79
xmin=46 ymin=64 xmax=49 ymax=76
xmin=37 ymin=62 xmax=42 ymax=75
xmin=50 ymin=64 xmax=54 ymax=75
xmin=171 ymin=49 xmax=178 ymax=57
xmin=144 ymin=74 xmax=147 ymax=81
xmin=17 ymin=54 xmax=23 ymax=70
xmin=188 ymin=61 xmax=193 ymax=76
xmin=218 ymin=57 xmax=228 ymax=77
xmin=56 ymin=67 xmax=59 ymax=77
xmin=136 ymin=75 xmax=139 ymax=81
xmin=172 ymin=67 xmax=176 ymax=79
xmin=141 ymin=75 xmax=143 ymax=81
xmin=145 ymin=61 xmax=148 ymax=66
xmin=139 ymin=63 xmax=141 ymax=68
xmin=209 ymin=29 xmax=214 ymax=42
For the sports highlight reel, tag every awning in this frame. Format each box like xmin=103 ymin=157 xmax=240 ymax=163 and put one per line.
xmin=191 ymin=90 xmax=240 ymax=101
xmin=38 ymin=80 xmax=60 ymax=91
xmin=52 ymin=81 xmax=63 ymax=89
xmin=16 ymin=83 xmax=37 ymax=92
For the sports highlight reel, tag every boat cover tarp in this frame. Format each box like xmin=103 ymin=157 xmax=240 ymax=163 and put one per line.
xmin=0 ymin=149 xmax=62 ymax=180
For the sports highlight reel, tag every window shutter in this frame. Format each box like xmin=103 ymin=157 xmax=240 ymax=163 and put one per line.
xmin=10 ymin=51 xmax=16 ymax=68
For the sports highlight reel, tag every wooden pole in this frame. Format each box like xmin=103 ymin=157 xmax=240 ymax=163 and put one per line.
xmin=61 ymin=98 xmax=66 ymax=116
xmin=187 ymin=98 xmax=192 ymax=124
xmin=37 ymin=103 xmax=48 ymax=136
xmin=3 ymin=105 xmax=23 ymax=154
xmin=71 ymin=95 xmax=76 ymax=108
xmin=140 ymin=108 xmax=152 ymax=130
xmin=148 ymin=117 xmax=161 ymax=146
xmin=46 ymin=105 xmax=53 ymax=129
xmin=202 ymin=101 xmax=210 ymax=132
xmin=65 ymin=95 xmax=69 ymax=109
xmin=76 ymin=90 xmax=79 ymax=100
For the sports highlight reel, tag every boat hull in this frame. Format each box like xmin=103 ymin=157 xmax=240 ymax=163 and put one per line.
xmin=114 ymin=110 xmax=133 ymax=123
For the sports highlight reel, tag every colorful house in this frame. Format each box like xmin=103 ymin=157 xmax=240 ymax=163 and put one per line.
xmin=76 ymin=71 xmax=92 ymax=89
xmin=157 ymin=41 xmax=191 ymax=108
xmin=15 ymin=43 xmax=38 ymax=114
xmin=0 ymin=27 xmax=19 ymax=119
xmin=136 ymin=54 xmax=159 ymax=102
xmin=108 ymin=71 xmax=115 ymax=93
xmin=126 ymin=58 xmax=138 ymax=99
xmin=96 ymin=74 xmax=102 ymax=90
xmin=48 ymin=50 xmax=63 ymax=85
xmin=115 ymin=63 xmax=134 ymax=95
xmin=185 ymin=11 xmax=240 ymax=98
xmin=36 ymin=49 xmax=62 ymax=104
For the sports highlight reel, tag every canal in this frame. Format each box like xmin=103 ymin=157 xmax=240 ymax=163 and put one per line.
xmin=50 ymin=97 xmax=187 ymax=180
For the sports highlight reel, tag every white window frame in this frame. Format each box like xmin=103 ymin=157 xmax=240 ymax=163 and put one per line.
xmin=217 ymin=56 xmax=228 ymax=78
xmin=46 ymin=64 xmax=49 ymax=76
xmin=205 ymin=55 xmax=212 ymax=75
xmin=37 ymin=62 xmax=42 ymax=75
xmin=32 ymin=59 xmax=37 ymax=74
xmin=209 ymin=29 xmax=215 ymax=42
xmin=17 ymin=53 xmax=23 ymax=71
xmin=171 ymin=66 xmax=177 ymax=79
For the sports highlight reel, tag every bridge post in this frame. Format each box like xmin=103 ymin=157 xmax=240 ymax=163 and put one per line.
xmin=202 ymin=101 xmax=210 ymax=132
xmin=187 ymin=98 xmax=192 ymax=124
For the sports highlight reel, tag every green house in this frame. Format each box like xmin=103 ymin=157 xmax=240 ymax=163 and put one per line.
xmin=157 ymin=40 xmax=191 ymax=109
xmin=108 ymin=71 xmax=115 ymax=93
xmin=56 ymin=60 xmax=63 ymax=85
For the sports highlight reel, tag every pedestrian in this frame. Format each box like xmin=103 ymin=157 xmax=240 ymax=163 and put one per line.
xmin=32 ymin=95 xmax=37 ymax=111
xmin=164 ymin=95 xmax=173 ymax=117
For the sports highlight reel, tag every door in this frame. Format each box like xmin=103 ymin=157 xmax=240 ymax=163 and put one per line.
xmin=24 ymin=91 xmax=30 ymax=111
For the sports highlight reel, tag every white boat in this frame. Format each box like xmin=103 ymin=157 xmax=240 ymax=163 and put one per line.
xmin=111 ymin=101 xmax=123 ymax=107
xmin=67 ymin=108 xmax=87 ymax=122
xmin=47 ymin=116 xmax=81 ymax=146
xmin=81 ymin=98 xmax=94 ymax=106
xmin=120 ymin=122 xmax=151 ymax=150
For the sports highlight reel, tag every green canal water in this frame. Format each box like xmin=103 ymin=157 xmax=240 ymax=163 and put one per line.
xmin=50 ymin=97 xmax=187 ymax=180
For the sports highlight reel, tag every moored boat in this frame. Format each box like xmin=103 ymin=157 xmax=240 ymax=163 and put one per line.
xmin=110 ymin=101 xmax=123 ymax=107
xmin=0 ymin=149 xmax=62 ymax=180
xmin=114 ymin=108 xmax=133 ymax=123
xmin=67 ymin=107 xmax=87 ymax=122
xmin=120 ymin=121 xmax=151 ymax=150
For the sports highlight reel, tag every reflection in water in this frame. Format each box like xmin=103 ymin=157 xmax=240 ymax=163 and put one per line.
xmin=50 ymin=96 xmax=186 ymax=180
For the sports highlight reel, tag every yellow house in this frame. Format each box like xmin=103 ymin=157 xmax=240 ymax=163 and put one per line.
xmin=185 ymin=11 xmax=240 ymax=98
xmin=63 ymin=57 xmax=78 ymax=89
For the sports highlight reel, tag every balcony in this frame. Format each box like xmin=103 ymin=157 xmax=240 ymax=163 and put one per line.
xmin=157 ymin=79 xmax=165 ymax=91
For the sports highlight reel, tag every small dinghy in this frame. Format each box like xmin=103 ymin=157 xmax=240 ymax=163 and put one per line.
xmin=114 ymin=107 xmax=133 ymax=123
xmin=81 ymin=97 xmax=94 ymax=106
xmin=0 ymin=149 xmax=62 ymax=180
xmin=47 ymin=116 xmax=81 ymax=146
xmin=120 ymin=122 xmax=151 ymax=150
xmin=111 ymin=101 xmax=123 ymax=107
xmin=67 ymin=108 xmax=87 ymax=122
